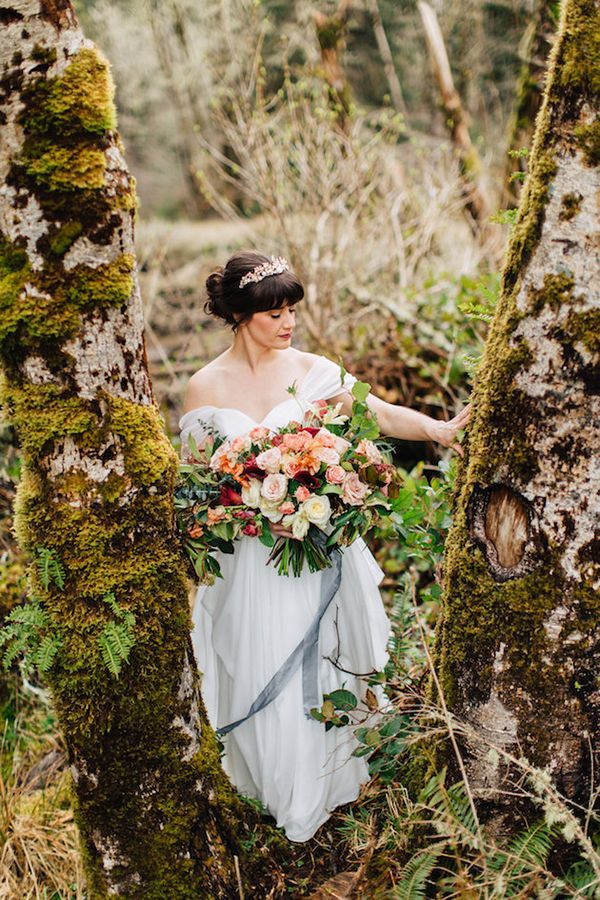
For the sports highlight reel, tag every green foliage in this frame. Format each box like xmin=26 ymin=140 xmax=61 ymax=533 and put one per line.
xmin=97 ymin=591 xmax=136 ymax=678
xmin=0 ymin=594 xmax=61 ymax=676
xmin=36 ymin=546 xmax=66 ymax=590
xmin=394 ymin=844 xmax=445 ymax=899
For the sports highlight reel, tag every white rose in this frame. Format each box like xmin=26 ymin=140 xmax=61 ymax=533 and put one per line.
xmin=332 ymin=434 xmax=351 ymax=455
xmin=261 ymin=473 xmax=288 ymax=503
xmin=241 ymin=478 xmax=261 ymax=508
xmin=281 ymin=511 xmax=311 ymax=539
xmin=302 ymin=494 xmax=331 ymax=528
xmin=313 ymin=446 xmax=340 ymax=466
xmin=259 ymin=497 xmax=284 ymax=523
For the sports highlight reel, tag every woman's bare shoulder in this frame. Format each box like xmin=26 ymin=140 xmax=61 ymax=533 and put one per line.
xmin=183 ymin=354 xmax=230 ymax=412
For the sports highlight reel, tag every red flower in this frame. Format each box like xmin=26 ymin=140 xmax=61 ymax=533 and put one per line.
xmin=219 ymin=484 xmax=244 ymax=506
xmin=242 ymin=522 xmax=259 ymax=536
xmin=302 ymin=427 xmax=320 ymax=436
xmin=271 ymin=434 xmax=284 ymax=447
xmin=294 ymin=471 xmax=322 ymax=490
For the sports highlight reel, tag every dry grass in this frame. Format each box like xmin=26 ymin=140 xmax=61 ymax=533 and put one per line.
xmin=0 ymin=686 xmax=84 ymax=900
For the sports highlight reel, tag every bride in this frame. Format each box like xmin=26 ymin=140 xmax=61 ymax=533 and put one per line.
xmin=179 ymin=250 xmax=470 ymax=842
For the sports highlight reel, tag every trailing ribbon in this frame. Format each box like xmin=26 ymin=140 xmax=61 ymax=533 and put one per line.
xmin=216 ymin=548 xmax=343 ymax=737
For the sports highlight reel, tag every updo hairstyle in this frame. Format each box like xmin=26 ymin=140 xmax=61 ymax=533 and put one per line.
xmin=205 ymin=250 xmax=304 ymax=330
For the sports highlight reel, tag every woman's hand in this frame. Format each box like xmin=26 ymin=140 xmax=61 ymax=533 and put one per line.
xmin=270 ymin=521 xmax=297 ymax=540
xmin=428 ymin=404 xmax=471 ymax=456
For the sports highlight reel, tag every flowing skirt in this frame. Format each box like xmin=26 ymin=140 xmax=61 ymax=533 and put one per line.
xmin=191 ymin=536 xmax=391 ymax=842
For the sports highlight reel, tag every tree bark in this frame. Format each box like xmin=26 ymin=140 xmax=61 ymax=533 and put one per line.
xmin=314 ymin=0 xmax=353 ymax=128
xmin=365 ymin=0 xmax=408 ymax=120
xmin=504 ymin=0 xmax=557 ymax=204
xmin=417 ymin=1 xmax=492 ymax=230
xmin=436 ymin=0 xmax=599 ymax=828
xmin=0 ymin=2 xmax=273 ymax=896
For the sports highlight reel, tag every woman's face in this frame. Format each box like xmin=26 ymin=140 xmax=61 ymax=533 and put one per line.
xmin=241 ymin=303 xmax=297 ymax=348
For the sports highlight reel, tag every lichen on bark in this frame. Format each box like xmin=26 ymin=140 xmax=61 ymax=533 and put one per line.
xmin=434 ymin=0 xmax=600 ymax=824
xmin=0 ymin=3 xmax=284 ymax=896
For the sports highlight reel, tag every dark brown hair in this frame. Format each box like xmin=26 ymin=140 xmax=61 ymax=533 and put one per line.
xmin=204 ymin=250 xmax=304 ymax=330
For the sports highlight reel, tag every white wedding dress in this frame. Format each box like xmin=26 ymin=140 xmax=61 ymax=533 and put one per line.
xmin=179 ymin=356 xmax=391 ymax=842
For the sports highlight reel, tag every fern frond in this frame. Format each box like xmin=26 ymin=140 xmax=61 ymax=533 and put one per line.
xmin=36 ymin=546 xmax=65 ymax=590
xmin=101 ymin=591 xmax=120 ymax=617
xmin=33 ymin=634 xmax=61 ymax=673
xmin=506 ymin=821 xmax=555 ymax=872
xmin=562 ymin=860 xmax=599 ymax=897
xmin=98 ymin=621 xmax=135 ymax=677
xmin=394 ymin=844 xmax=445 ymax=899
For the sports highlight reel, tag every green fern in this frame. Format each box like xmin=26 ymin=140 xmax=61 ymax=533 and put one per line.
xmin=560 ymin=860 xmax=600 ymax=898
xmin=98 ymin=592 xmax=136 ymax=677
xmin=0 ymin=595 xmax=61 ymax=675
xmin=33 ymin=633 xmax=62 ymax=673
xmin=394 ymin=844 xmax=445 ymax=899
xmin=35 ymin=546 xmax=66 ymax=590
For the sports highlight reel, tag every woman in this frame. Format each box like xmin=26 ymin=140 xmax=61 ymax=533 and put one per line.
xmin=179 ymin=250 xmax=469 ymax=842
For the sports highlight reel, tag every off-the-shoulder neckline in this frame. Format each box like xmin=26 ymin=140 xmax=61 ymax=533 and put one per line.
xmin=179 ymin=355 xmax=328 ymax=427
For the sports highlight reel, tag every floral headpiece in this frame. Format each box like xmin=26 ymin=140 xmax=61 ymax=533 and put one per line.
xmin=239 ymin=256 xmax=290 ymax=289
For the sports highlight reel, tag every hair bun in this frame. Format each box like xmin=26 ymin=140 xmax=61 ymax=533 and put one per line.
xmin=204 ymin=267 xmax=231 ymax=321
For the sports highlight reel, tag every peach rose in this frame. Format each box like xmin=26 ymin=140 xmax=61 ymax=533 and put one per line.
xmin=207 ymin=505 xmax=228 ymax=525
xmin=278 ymin=500 xmax=296 ymax=516
xmin=282 ymin=454 xmax=303 ymax=478
xmin=249 ymin=426 xmax=270 ymax=441
xmin=325 ymin=465 xmax=345 ymax=484
xmin=230 ymin=435 xmax=251 ymax=453
xmin=261 ymin=473 xmax=288 ymax=503
xmin=313 ymin=428 xmax=336 ymax=449
xmin=342 ymin=472 xmax=370 ymax=506
xmin=255 ymin=446 xmax=282 ymax=473
xmin=295 ymin=485 xmax=311 ymax=502
xmin=282 ymin=431 xmax=313 ymax=452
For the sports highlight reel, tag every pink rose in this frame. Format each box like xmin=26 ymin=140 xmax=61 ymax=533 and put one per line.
xmin=230 ymin=435 xmax=250 ymax=453
xmin=342 ymin=472 xmax=370 ymax=506
xmin=255 ymin=447 xmax=282 ymax=473
xmin=242 ymin=522 xmax=259 ymax=536
xmin=249 ymin=426 xmax=270 ymax=441
xmin=313 ymin=428 xmax=336 ymax=449
xmin=295 ymin=485 xmax=311 ymax=502
xmin=261 ymin=473 xmax=288 ymax=503
xmin=282 ymin=454 xmax=303 ymax=478
xmin=356 ymin=439 xmax=383 ymax=465
xmin=278 ymin=500 xmax=295 ymax=515
xmin=325 ymin=465 xmax=345 ymax=485
xmin=314 ymin=446 xmax=340 ymax=466
xmin=282 ymin=431 xmax=313 ymax=452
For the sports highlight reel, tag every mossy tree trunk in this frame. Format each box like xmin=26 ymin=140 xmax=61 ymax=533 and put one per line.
xmin=436 ymin=0 xmax=599 ymax=827
xmin=0 ymin=2 xmax=272 ymax=896
xmin=505 ymin=0 xmax=558 ymax=204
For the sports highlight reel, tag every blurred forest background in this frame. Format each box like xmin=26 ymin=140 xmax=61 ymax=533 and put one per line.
xmin=8 ymin=2 xmax=593 ymax=898
xmin=71 ymin=0 xmax=554 ymax=442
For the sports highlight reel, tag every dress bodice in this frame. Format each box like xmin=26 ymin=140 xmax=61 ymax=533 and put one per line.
xmin=178 ymin=355 xmax=356 ymax=449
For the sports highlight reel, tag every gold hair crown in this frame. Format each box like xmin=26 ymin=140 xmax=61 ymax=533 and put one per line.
xmin=239 ymin=256 xmax=289 ymax=289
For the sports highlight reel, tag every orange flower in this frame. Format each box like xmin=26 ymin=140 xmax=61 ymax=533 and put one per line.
xmin=188 ymin=523 xmax=204 ymax=538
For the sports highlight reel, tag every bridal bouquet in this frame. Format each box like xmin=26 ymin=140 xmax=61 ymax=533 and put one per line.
xmin=175 ymin=379 xmax=402 ymax=582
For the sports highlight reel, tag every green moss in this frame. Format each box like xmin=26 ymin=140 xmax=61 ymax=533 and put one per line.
xmin=0 ymin=233 xmax=134 ymax=347
xmin=21 ymin=47 xmax=116 ymax=138
xmin=316 ymin=16 xmax=346 ymax=50
xmin=24 ymin=139 xmax=107 ymax=192
xmin=562 ymin=308 xmax=600 ymax=353
xmin=30 ymin=44 xmax=57 ymax=66
xmin=527 ymin=271 xmax=575 ymax=314
xmin=49 ymin=220 xmax=83 ymax=256
xmin=554 ymin=0 xmax=600 ymax=96
xmin=574 ymin=120 xmax=600 ymax=166
xmin=558 ymin=191 xmax=583 ymax=221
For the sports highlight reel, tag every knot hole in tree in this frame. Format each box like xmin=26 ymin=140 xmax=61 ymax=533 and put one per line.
xmin=467 ymin=484 xmax=540 ymax=582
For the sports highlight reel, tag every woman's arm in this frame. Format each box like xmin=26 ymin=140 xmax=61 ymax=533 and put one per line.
xmin=334 ymin=389 xmax=471 ymax=454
